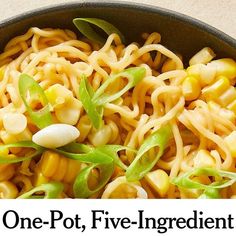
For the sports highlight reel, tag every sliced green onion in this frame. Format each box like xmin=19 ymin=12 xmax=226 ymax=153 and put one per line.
xmin=92 ymin=67 xmax=146 ymax=106
xmin=73 ymin=161 xmax=114 ymax=198
xmin=18 ymin=74 xmax=53 ymax=129
xmin=61 ymin=142 xmax=93 ymax=154
xmin=0 ymin=141 xmax=44 ymax=164
xmin=96 ymin=145 xmax=135 ymax=170
xmin=172 ymin=167 xmax=236 ymax=190
xmin=73 ymin=18 xmax=125 ymax=45
xmin=79 ymin=67 xmax=145 ymax=129
xmin=79 ymin=75 xmax=103 ymax=129
xmin=199 ymin=188 xmax=220 ymax=199
xmin=126 ymin=125 xmax=172 ymax=181
xmin=18 ymin=182 xmax=64 ymax=199
xmin=56 ymin=142 xmax=131 ymax=198
xmin=56 ymin=147 xmax=113 ymax=164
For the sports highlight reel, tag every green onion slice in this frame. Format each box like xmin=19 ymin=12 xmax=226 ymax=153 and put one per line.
xmin=92 ymin=67 xmax=146 ymax=106
xmin=73 ymin=18 xmax=125 ymax=45
xmin=172 ymin=167 xmax=236 ymax=190
xmin=79 ymin=67 xmax=145 ymax=129
xmin=18 ymin=74 xmax=53 ymax=129
xmin=0 ymin=141 xmax=44 ymax=164
xmin=18 ymin=182 xmax=64 ymax=199
xmin=73 ymin=161 xmax=114 ymax=198
xmin=126 ymin=125 xmax=172 ymax=181
xmin=79 ymin=75 xmax=103 ymax=129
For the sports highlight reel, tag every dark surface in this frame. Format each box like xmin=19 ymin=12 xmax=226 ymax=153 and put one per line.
xmin=0 ymin=1 xmax=236 ymax=63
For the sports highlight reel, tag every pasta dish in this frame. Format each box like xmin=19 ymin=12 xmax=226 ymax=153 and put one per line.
xmin=0 ymin=18 xmax=236 ymax=199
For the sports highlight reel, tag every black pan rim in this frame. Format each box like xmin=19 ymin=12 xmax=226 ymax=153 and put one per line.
xmin=0 ymin=0 xmax=235 ymax=48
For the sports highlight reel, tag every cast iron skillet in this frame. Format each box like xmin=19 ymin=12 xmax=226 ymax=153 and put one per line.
xmin=0 ymin=1 xmax=236 ymax=63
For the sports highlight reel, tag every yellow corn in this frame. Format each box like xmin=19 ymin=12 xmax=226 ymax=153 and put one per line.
xmin=38 ymin=150 xmax=81 ymax=184
xmin=0 ymin=181 xmax=18 ymax=199
xmin=55 ymin=98 xmax=81 ymax=125
xmin=218 ymin=86 xmax=236 ymax=107
xmin=34 ymin=171 xmax=49 ymax=186
xmin=199 ymin=64 xmax=216 ymax=86
xmin=109 ymin=183 xmax=138 ymax=199
xmin=145 ymin=169 xmax=170 ymax=197
xmin=45 ymin=84 xmax=72 ymax=108
xmin=189 ymin=47 xmax=215 ymax=66
xmin=2 ymin=113 xmax=27 ymax=135
xmin=0 ymin=130 xmax=18 ymax=144
xmin=193 ymin=150 xmax=215 ymax=168
xmin=224 ymin=131 xmax=236 ymax=157
xmin=39 ymin=151 xmax=60 ymax=178
xmin=0 ymin=130 xmax=22 ymax=154
xmin=227 ymin=100 xmax=236 ymax=114
xmin=208 ymin=101 xmax=235 ymax=123
xmin=45 ymin=84 xmax=82 ymax=125
xmin=209 ymin=58 xmax=236 ymax=79
xmin=202 ymin=75 xmax=230 ymax=101
xmin=63 ymin=159 xmax=81 ymax=183
xmin=187 ymin=64 xmax=202 ymax=80
xmin=187 ymin=64 xmax=216 ymax=86
xmin=88 ymin=125 xmax=112 ymax=147
xmin=182 ymin=76 xmax=201 ymax=101
xmin=52 ymin=156 xmax=68 ymax=181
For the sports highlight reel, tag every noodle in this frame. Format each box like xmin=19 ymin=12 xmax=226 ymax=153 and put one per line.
xmin=0 ymin=21 xmax=236 ymax=199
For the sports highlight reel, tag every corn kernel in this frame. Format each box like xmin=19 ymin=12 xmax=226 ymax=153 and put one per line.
xmin=0 ymin=181 xmax=18 ymax=199
xmin=55 ymin=99 xmax=81 ymax=125
xmin=209 ymin=58 xmax=236 ymax=79
xmin=0 ymin=131 xmax=20 ymax=154
xmin=145 ymin=169 xmax=170 ymax=197
xmin=0 ymin=130 xmax=18 ymax=144
xmin=182 ymin=76 xmax=201 ymax=101
xmin=45 ymin=84 xmax=72 ymax=108
xmin=218 ymin=86 xmax=236 ymax=106
xmin=34 ymin=171 xmax=49 ymax=186
xmin=88 ymin=125 xmax=112 ymax=147
xmin=2 ymin=113 xmax=27 ymax=135
xmin=52 ymin=156 xmax=68 ymax=181
xmin=193 ymin=150 xmax=215 ymax=168
xmin=189 ymin=47 xmax=216 ymax=66
xmin=202 ymin=75 xmax=230 ymax=101
xmin=187 ymin=64 xmax=216 ymax=87
xmin=39 ymin=151 xmax=60 ymax=178
xmin=187 ymin=64 xmax=202 ymax=80
xmin=227 ymin=100 xmax=236 ymax=114
xmin=224 ymin=131 xmax=236 ymax=157
xmin=64 ymin=159 xmax=81 ymax=183
xmin=200 ymin=64 xmax=216 ymax=86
